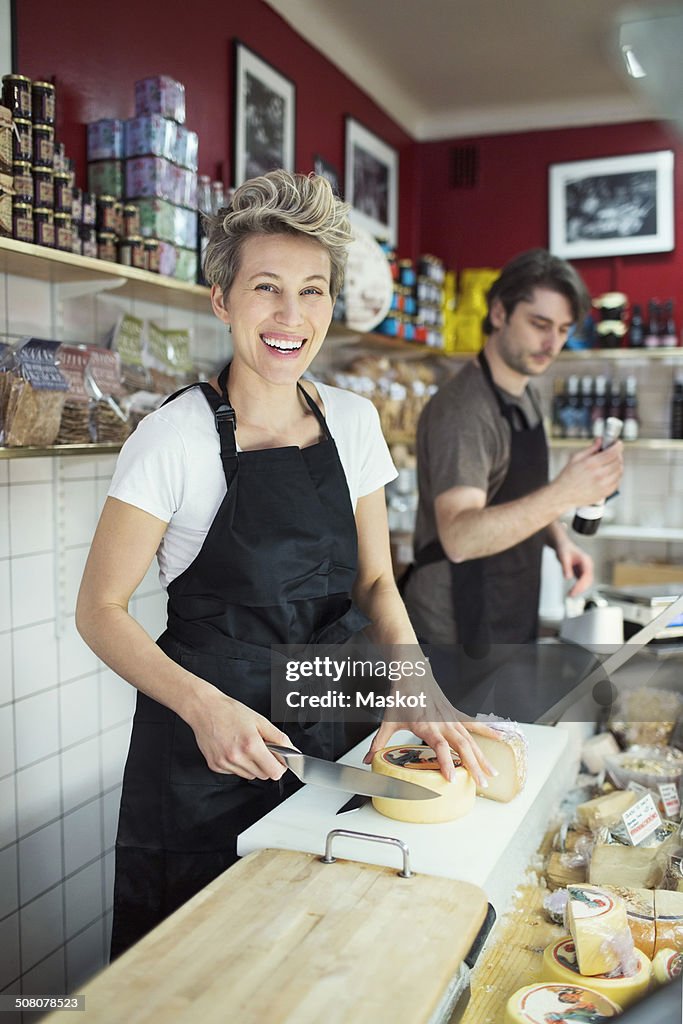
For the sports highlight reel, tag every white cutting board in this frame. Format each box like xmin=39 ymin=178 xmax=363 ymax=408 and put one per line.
xmin=238 ymin=723 xmax=571 ymax=915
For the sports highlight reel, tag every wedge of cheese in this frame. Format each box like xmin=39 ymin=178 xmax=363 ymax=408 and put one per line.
xmin=652 ymin=948 xmax=683 ymax=985
xmin=576 ymin=789 xmax=638 ymax=830
xmin=542 ymin=937 xmax=651 ymax=1009
xmin=566 ymin=884 xmax=631 ymax=976
xmin=602 ymin=886 xmax=656 ymax=958
xmin=371 ymin=745 xmax=475 ymax=823
xmin=474 ymin=724 xmax=527 ymax=802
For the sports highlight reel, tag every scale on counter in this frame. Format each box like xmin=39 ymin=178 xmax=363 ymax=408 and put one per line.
xmin=599 ymin=583 xmax=683 ymax=641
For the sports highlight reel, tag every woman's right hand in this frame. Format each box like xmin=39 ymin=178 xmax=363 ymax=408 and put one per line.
xmin=185 ymin=681 xmax=294 ymax=781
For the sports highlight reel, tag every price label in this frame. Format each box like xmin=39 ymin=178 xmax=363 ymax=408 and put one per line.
xmin=658 ymin=782 xmax=681 ymax=820
xmin=622 ymin=793 xmax=662 ymax=846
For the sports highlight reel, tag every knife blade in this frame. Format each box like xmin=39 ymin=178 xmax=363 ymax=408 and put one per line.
xmin=335 ymin=794 xmax=371 ymax=815
xmin=266 ymin=743 xmax=439 ymax=801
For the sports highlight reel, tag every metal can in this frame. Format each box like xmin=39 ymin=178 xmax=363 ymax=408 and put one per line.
xmin=119 ymin=235 xmax=146 ymax=270
xmin=11 ymin=160 xmax=34 ymax=203
xmin=32 ymin=165 xmax=54 ymax=208
xmin=70 ymin=223 xmax=82 ymax=255
xmin=12 ymin=201 xmax=34 ymax=243
xmin=54 ymin=211 xmax=72 ymax=251
xmin=123 ymin=203 xmax=140 ymax=237
xmin=71 ymin=187 xmax=82 ymax=223
xmin=34 ymin=206 xmax=54 ymax=248
xmin=81 ymin=191 xmax=96 ymax=226
xmin=32 ymin=123 xmax=54 ymax=167
xmin=113 ymin=201 xmax=123 ymax=237
xmin=12 ymin=118 xmax=32 ymax=163
xmin=31 ymin=81 xmax=56 ymax=125
xmin=2 ymin=74 xmax=32 ymax=118
xmin=80 ymin=224 xmax=97 ymax=259
xmin=97 ymin=229 xmax=117 ymax=262
xmin=144 ymin=237 xmax=160 ymax=273
xmin=96 ymin=194 xmax=117 ymax=233
xmin=398 ymin=259 xmax=416 ymax=288
xmin=53 ymin=172 xmax=72 ymax=214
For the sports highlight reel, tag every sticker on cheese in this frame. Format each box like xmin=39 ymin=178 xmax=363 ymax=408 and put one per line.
xmin=474 ymin=723 xmax=528 ymax=803
xmin=567 ymin=885 xmax=632 ymax=976
xmin=542 ymin=937 xmax=651 ymax=1008
xmin=371 ymin=745 xmax=475 ymax=823
xmin=652 ymin=947 xmax=683 ymax=985
xmin=504 ymin=982 xmax=622 ymax=1023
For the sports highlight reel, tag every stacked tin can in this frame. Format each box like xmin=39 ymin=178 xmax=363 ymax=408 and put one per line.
xmin=375 ymin=250 xmax=446 ymax=347
xmin=86 ymin=76 xmax=197 ymax=280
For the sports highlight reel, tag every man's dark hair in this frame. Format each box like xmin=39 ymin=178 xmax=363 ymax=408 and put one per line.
xmin=482 ymin=248 xmax=590 ymax=334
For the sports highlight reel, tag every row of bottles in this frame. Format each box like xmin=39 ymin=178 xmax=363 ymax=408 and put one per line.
xmin=197 ymin=176 xmax=231 ymax=286
xmin=551 ymin=375 xmax=639 ymax=441
xmin=571 ymin=294 xmax=679 ymax=350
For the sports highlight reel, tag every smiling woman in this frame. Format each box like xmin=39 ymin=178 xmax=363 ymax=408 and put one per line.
xmin=75 ymin=169 xmax=498 ymax=961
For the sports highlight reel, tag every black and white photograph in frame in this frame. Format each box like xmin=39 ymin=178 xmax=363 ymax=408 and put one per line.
xmin=549 ymin=150 xmax=674 ymax=259
xmin=313 ymin=155 xmax=341 ymax=196
xmin=344 ymin=117 xmax=398 ymax=247
xmin=233 ymin=40 xmax=296 ymax=187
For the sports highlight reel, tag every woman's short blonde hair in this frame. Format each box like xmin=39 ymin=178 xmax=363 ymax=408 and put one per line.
xmin=203 ymin=170 xmax=353 ymax=301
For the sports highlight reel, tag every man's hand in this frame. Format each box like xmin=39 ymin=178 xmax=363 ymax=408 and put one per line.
xmin=553 ymin=530 xmax=594 ymax=597
xmin=552 ymin=438 xmax=623 ymax=510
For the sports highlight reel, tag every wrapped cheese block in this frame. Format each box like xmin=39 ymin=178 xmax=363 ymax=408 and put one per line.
xmin=576 ymin=789 xmax=638 ymax=830
xmin=473 ymin=722 xmax=528 ymax=803
xmin=654 ymin=890 xmax=683 ymax=953
xmin=542 ymin=937 xmax=651 ymax=1009
xmin=602 ymin=886 xmax=656 ymax=958
xmin=504 ymin=983 xmax=622 ymax=1023
xmin=371 ymin=745 xmax=475 ymax=823
xmin=566 ymin=884 xmax=632 ymax=976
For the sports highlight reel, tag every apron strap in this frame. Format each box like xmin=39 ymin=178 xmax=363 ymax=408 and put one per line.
xmin=297 ymin=382 xmax=332 ymax=440
xmin=197 ymin=364 xmax=238 ymax=489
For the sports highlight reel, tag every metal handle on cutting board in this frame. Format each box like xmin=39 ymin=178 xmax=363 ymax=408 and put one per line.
xmin=320 ymin=828 xmax=413 ymax=878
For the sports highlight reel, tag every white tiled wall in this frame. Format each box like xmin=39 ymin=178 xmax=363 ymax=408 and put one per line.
xmin=0 ymin=271 xmax=229 ymax=1008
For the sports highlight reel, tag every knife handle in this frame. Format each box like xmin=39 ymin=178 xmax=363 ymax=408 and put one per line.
xmin=320 ymin=829 xmax=413 ymax=878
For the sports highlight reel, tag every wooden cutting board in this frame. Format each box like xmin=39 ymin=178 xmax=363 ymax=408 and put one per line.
xmin=51 ymin=847 xmax=488 ymax=1024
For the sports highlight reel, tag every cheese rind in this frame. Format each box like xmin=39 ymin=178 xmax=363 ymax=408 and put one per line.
xmin=542 ymin=937 xmax=651 ymax=1009
xmin=566 ymin=884 xmax=632 ymax=976
xmin=504 ymin=983 xmax=622 ymax=1023
xmin=653 ymin=889 xmax=683 ymax=954
xmin=371 ymin=745 xmax=475 ymax=823
xmin=474 ymin=725 xmax=527 ymax=802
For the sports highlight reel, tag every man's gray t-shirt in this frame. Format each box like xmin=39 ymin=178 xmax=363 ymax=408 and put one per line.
xmin=404 ymin=358 xmax=542 ymax=645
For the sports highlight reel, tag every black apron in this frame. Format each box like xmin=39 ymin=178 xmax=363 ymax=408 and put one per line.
xmin=409 ymin=350 xmax=548 ymax=647
xmin=110 ymin=366 xmax=369 ymax=958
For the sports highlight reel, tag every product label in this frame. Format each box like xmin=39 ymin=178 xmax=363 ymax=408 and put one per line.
xmin=382 ymin=746 xmax=462 ymax=770
xmin=622 ymin=793 xmax=662 ymax=845
xmin=567 ymin=887 xmax=615 ymax=919
xmin=517 ymin=983 xmax=618 ymax=1021
xmin=553 ymin=939 xmax=641 ymax=979
xmin=574 ymin=502 xmax=605 ymax=520
xmin=18 ymin=339 xmax=68 ymax=390
xmin=658 ymin=782 xmax=681 ymax=819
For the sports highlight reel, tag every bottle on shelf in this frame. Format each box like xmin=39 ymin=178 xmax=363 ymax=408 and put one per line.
xmin=628 ymin=303 xmax=644 ymax=348
xmin=622 ymin=375 xmax=640 ymax=441
xmin=559 ymin=374 xmax=581 ymax=438
xmin=672 ymin=378 xmax=683 ymax=439
xmin=660 ymin=299 xmax=677 ymax=348
xmin=210 ymin=180 xmax=226 ymax=213
xmin=591 ymin=375 xmax=607 ymax=438
xmin=572 ymin=417 xmax=624 ymax=536
xmin=607 ymin=378 xmax=623 ymax=421
xmin=644 ymin=299 xmax=661 ymax=348
xmin=579 ymin=375 xmax=593 ymax=439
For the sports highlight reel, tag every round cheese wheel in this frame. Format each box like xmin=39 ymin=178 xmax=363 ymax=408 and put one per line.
xmin=370 ymin=745 xmax=475 ymax=823
xmin=542 ymin=937 xmax=651 ymax=1008
xmin=504 ymin=982 xmax=622 ymax=1023
xmin=652 ymin=947 xmax=683 ymax=985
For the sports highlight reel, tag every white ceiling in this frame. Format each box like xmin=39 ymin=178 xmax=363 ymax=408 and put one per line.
xmin=265 ymin=0 xmax=680 ymax=140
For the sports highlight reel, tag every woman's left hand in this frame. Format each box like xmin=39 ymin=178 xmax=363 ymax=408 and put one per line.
xmin=362 ymin=716 xmax=501 ymax=788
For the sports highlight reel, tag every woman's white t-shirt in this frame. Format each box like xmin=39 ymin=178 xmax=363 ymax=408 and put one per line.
xmin=108 ymin=382 xmax=397 ymax=588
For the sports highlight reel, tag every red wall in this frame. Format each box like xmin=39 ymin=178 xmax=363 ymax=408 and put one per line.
xmin=14 ymin=0 xmax=417 ymax=253
xmin=417 ymin=121 xmax=683 ymax=313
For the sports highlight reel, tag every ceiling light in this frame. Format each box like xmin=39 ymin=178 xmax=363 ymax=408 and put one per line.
xmin=621 ymin=44 xmax=646 ymax=78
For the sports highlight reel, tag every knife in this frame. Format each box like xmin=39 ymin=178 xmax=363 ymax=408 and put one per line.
xmin=336 ymin=793 xmax=371 ymax=815
xmin=265 ymin=743 xmax=439 ymax=801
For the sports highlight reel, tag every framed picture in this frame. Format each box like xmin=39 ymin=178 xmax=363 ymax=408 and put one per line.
xmin=344 ymin=117 xmax=398 ymax=246
xmin=313 ymin=154 xmax=341 ymax=196
xmin=549 ymin=150 xmax=674 ymax=259
xmin=0 ymin=0 xmax=16 ymax=79
xmin=233 ymin=40 xmax=296 ymax=187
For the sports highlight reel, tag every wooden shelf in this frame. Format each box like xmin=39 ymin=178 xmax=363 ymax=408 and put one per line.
xmin=550 ymin=437 xmax=683 ymax=451
xmin=0 ymin=236 xmax=211 ymax=313
xmin=599 ymin=524 xmax=683 ymax=541
xmin=557 ymin=345 xmax=683 ymax=360
xmin=0 ymin=443 xmax=123 ymax=459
